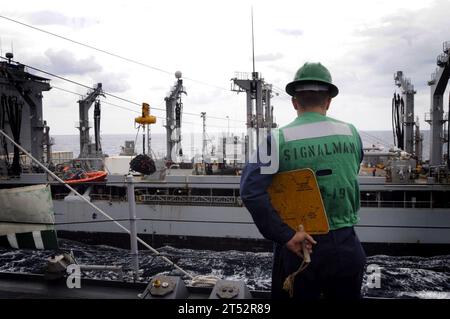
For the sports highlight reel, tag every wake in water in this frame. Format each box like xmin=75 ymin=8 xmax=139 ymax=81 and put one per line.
xmin=0 ymin=239 xmax=448 ymax=298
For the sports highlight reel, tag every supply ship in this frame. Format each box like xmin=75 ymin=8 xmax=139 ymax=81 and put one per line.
xmin=1 ymin=41 xmax=450 ymax=256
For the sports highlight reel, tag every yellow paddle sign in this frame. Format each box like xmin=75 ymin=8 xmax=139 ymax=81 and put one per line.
xmin=267 ymin=168 xmax=330 ymax=235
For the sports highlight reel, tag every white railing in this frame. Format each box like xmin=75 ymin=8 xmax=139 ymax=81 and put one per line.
xmin=136 ymin=194 xmax=241 ymax=206
xmin=361 ymin=200 xmax=433 ymax=208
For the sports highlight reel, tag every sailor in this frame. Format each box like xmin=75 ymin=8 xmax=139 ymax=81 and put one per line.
xmin=240 ymin=62 xmax=366 ymax=299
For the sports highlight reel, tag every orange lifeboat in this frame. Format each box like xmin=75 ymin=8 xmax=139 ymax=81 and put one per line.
xmin=65 ymin=171 xmax=108 ymax=184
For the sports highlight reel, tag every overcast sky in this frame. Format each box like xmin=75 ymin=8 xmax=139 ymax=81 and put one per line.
xmin=1 ymin=0 xmax=449 ymax=135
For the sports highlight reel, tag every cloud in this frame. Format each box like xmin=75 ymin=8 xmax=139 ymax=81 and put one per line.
xmin=94 ymin=72 xmax=130 ymax=93
xmin=186 ymin=88 xmax=223 ymax=105
xmin=317 ymin=0 xmax=450 ymax=131
xmin=26 ymin=50 xmax=130 ymax=93
xmin=341 ymin=0 xmax=450 ymax=94
xmin=268 ymin=64 xmax=293 ymax=76
xmin=28 ymin=49 xmax=102 ymax=76
xmin=26 ymin=10 xmax=98 ymax=28
xmin=277 ymin=28 xmax=303 ymax=37
xmin=254 ymin=52 xmax=284 ymax=62
xmin=148 ymin=85 xmax=167 ymax=91
xmin=45 ymin=88 xmax=79 ymax=108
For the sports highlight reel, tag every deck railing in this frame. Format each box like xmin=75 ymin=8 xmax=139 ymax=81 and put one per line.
xmin=360 ymin=200 xmax=433 ymax=208
xmin=53 ymin=193 xmax=446 ymax=209
xmin=136 ymin=194 xmax=241 ymax=207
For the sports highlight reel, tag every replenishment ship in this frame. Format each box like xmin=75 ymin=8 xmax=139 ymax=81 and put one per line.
xmin=0 ymin=42 xmax=449 ymax=256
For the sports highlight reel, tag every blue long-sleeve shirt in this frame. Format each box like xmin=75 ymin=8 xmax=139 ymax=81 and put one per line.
xmin=240 ymin=133 xmax=364 ymax=245
xmin=240 ymin=136 xmax=296 ymax=245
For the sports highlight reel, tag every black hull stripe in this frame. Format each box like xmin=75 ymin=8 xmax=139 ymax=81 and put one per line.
xmin=15 ymin=232 xmax=36 ymax=249
xmin=0 ymin=230 xmax=58 ymax=250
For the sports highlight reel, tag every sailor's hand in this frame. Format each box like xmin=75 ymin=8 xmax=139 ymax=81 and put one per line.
xmin=285 ymin=230 xmax=317 ymax=257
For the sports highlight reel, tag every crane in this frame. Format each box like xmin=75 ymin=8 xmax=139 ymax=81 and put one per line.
xmin=77 ymin=83 xmax=104 ymax=170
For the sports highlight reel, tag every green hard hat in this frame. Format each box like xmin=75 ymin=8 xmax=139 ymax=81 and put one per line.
xmin=285 ymin=62 xmax=339 ymax=98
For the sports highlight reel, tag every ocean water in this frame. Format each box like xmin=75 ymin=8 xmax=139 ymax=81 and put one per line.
xmin=52 ymin=130 xmax=432 ymax=160
xmin=0 ymin=239 xmax=448 ymax=298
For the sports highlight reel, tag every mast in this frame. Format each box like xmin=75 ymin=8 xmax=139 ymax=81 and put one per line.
xmin=394 ymin=71 xmax=415 ymax=155
xmin=0 ymin=53 xmax=51 ymax=175
xmin=231 ymin=9 xmax=276 ymax=161
xmin=164 ymin=71 xmax=186 ymax=163
xmin=201 ymin=112 xmax=207 ymax=163
xmin=77 ymin=83 xmax=104 ymax=169
xmin=426 ymin=41 xmax=450 ymax=167
xmin=251 ymin=6 xmax=255 ymax=75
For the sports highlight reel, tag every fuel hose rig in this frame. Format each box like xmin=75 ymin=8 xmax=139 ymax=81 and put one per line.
xmin=393 ymin=71 xmax=416 ymax=154
xmin=392 ymin=92 xmax=405 ymax=151
xmin=129 ymin=103 xmax=157 ymax=175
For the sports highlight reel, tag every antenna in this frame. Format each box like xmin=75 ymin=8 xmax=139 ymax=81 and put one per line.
xmin=251 ymin=6 xmax=256 ymax=74
xmin=0 ymin=37 xmax=2 ymax=57
xmin=201 ymin=112 xmax=207 ymax=163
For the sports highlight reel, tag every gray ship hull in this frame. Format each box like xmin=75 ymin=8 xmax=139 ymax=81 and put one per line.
xmin=2 ymin=173 xmax=450 ymax=254
xmin=53 ymin=199 xmax=450 ymax=254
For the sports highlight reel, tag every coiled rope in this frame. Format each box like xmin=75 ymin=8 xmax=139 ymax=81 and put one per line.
xmin=282 ymin=225 xmax=311 ymax=298
xmin=190 ymin=275 xmax=222 ymax=287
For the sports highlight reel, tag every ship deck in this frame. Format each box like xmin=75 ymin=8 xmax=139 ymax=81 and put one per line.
xmin=1 ymin=173 xmax=450 ymax=191
xmin=0 ymin=272 xmax=270 ymax=299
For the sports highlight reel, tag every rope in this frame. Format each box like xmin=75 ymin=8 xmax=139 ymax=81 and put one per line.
xmin=1 ymin=56 xmax=244 ymax=125
xmin=190 ymin=275 xmax=222 ymax=287
xmin=0 ymin=15 xmax=234 ymax=93
xmin=0 ymin=128 xmax=193 ymax=279
xmin=282 ymin=225 xmax=311 ymax=298
xmin=52 ymin=84 xmax=242 ymax=129
xmin=283 ymin=259 xmax=309 ymax=298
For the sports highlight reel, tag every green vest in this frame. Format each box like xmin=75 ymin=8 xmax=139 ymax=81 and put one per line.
xmin=277 ymin=112 xmax=362 ymax=230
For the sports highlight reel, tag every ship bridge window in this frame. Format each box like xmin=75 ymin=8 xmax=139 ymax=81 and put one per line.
xmin=360 ymin=191 xmax=378 ymax=207
xmin=432 ymin=191 xmax=450 ymax=208
xmin=89 ymin=186 xmax=126 ymax=201
xmin=169 ymin=188 xmax=188 ymax=195
xmin=211 ymin=188 xmax=234 ymax=197
xmin=51 ymin=184 xmax=71 ymax=199
xmin=379 ymin=191 xmax=405 ymax=208
xmin=134 ymin=188 xmax=166 ymax=196
xmin=189 ymin=188 xmax=236 ymax=197
xmin=190 ymin=188 xmax=210 ymax=196
xmin=405 ymin=191 xmax=432 ymax=208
